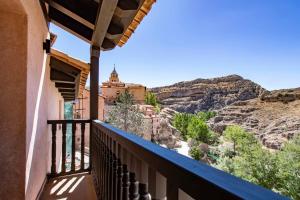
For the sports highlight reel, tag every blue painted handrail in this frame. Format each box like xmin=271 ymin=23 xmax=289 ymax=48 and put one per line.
xmin=93 ymin=120 xmax=289 ymax=200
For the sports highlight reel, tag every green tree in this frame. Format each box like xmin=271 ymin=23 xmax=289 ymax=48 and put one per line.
xmin=173 ymin=113 xmax=193 ymax=140
xmin=233 ymin=145 xmax=279 ymax=190
xmin=187 ymin=116 xmax=211 ymax=143
xmin=276 ymin=135 xmax=300 ymax=200
xmin=145 ymin=91 xmax=158 ymax=107
xmin=107 ymin=90 xmax=145 ymax=136
xmin=223 ymin=125 xmax=256 ymax=154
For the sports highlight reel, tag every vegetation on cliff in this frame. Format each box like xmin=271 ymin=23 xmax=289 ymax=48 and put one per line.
xmin=215 ymin=127 xmax=300 ymax=200
xmin=145 ymin=91 xmax=161 ymax=112
xmin=173 ymin=111 xmax=299 ymax=199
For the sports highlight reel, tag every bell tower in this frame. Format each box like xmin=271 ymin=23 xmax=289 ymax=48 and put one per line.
xmin=109 ymin=65 xmax=119 ymax=83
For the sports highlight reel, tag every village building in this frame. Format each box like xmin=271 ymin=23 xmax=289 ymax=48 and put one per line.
xmin=73 ymin=67 xmax=146 ymax=120
xmin=101 ymin=67 xmax=146 ymax=105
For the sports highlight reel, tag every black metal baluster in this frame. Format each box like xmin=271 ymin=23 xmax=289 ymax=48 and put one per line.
xmin=61 ymin=122 xmax=66 ymax=174
xmin=122 ymin=165 xmax=130 ymax=200
xmin=117 ymin=159 xmax=123 ymax=200
xmin=129 ymin=173 xmax=139 ymax=200
xmin=80 ymin=122 xmax=85 ymax=170
xmin=51 ymin=123 xmax=57 ymax=176
xmin=139 ymin=183 xmax=150 ymax=200
xmin=71 ymin=122 xmax=76 ymax=172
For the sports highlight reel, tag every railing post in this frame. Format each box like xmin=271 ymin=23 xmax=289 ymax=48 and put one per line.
xmin=139 ymin=161 xmax=150 ymax=200
xmin=129 ymin=172 xmax=139 ymax=200
xmin=167 ymin=180 xmax=178 ymax=200
xmin=117 ymin=159 xmax=123 ymax=200
xmin=71 ymin=122 xmax=76 ymax=172
xmin=149 ymin=169 xmax=167 ymax=200
xmin=51 ymin=123 xmax=57 ymax=176
xmin=113 ymin=154 xmax=118 ymax=200
xmin=80 ymin=122 xmax=85 ymax=170
xmin=122 ymin=164 xmax=130 ymax=199
xmin=61 ymin=122 xmax=66 ymax=174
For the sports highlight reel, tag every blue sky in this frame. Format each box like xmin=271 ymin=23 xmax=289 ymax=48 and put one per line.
xmin=51 ymin=0 xmax=300 ymax=90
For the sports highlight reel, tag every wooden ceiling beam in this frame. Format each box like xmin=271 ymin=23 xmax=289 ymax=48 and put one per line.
xmin=49 ymin=7 xmax=93 ymax=42
xmin=107 ymin=21 xmax=124 ymax=35
xmin=101 ymin=38 xmax=116 ymax=50
xmin=118 ymin=0 xmax=139 ymax=10
xmin=50 ymin=57 xmax=81 ymax=77
xmin=59 ymin=88 xmax=75 ymax=92
xmin=50 ymin=68 xmax=75 ymax=83
xmin=55 ymin=83 xmax=75 ymax=88
xmin=46 ymin=0 xmax=96 ymax=29
xmin=92 ymin=0 xmax=118 ymax=48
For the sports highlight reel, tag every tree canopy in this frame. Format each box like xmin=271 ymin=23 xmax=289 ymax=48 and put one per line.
xmin=107 ymin=90 xmax=145 ymax=136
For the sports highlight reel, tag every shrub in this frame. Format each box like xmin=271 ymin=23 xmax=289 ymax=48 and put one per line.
xmin=189 ymin=146 xmax=203 ymax=160
xmin=197 ymin=111 xmax=217 ymax=121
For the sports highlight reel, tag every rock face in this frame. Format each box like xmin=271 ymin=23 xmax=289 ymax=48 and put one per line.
xmin=260 ymin=88 xmax=300 ymax=103
xmin=151 ymin=75 xmax=299 ymax=149
xmin=209 ymin=94 xmax=300 ymax=149
xmin=151 ymin=75 xmax=265 ymax=113
xmin=153 ymin=108 xmax=181 ymax=149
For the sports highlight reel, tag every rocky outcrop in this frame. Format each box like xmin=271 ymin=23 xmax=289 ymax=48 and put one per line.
xmin=151 ymin=75 xmax=265 ymax=113
xmin=153 ymin=108 xmax=181 ymax=149
xmin=151 ymin=75 xmax=299 ymax=150
xmin=260 ymin=88 xmax=300 ymax=103
xmin=209 ymin=97 xmax=300 ymax=149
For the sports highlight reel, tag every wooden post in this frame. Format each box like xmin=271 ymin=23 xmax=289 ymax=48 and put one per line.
xmin=61 ymin=122 xmax=67 ymax=173
xmin=90 ymin=45 xmax=100 ymax=172
xmin=51 ymin=124 xmax=57 ymax=176
xmin=90 ymin=45 xmax=100 ymax=120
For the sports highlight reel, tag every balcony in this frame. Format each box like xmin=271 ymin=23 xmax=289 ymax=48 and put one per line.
xmin=43 ymin=119 xmax=288 ymax=200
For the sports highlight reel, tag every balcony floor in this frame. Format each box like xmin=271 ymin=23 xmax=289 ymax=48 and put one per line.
xmin=40 ymin=173 xmax=97 ymax=200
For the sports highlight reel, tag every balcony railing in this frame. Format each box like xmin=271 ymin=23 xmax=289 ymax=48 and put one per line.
xmin=48 ymin=119 xmax=288 ymax=200
xmin=47 ymin=119 xmax=91 ymax=177
xmin=90 ymin=120 xmax=288 ymax=200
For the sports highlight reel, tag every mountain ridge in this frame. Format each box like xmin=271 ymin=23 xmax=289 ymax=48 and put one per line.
xmin=150 ymin=74 xmax=300 ymax=149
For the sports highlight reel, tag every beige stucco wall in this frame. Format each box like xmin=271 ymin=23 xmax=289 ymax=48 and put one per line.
xmin=0 ymin=1 xmax=28 ymax=199
xmin=0 ymin=1 xmax=64 ymax=199
xmin=101 ymin=85 xmax=146 ymax=104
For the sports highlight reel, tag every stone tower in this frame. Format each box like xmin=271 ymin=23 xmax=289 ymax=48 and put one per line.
xmin=109 ymin=66 xmax=119 ymax=83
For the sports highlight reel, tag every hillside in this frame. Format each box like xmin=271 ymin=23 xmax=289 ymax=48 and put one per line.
xmin=151 ymin=75 xmax=265 ymax=113
xmin=151 ymin=75 xmax=300 ymax=149
xmin=209 ymin=88 xmax=300 ymax=149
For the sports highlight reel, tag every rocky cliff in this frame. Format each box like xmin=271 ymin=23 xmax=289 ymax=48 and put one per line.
xmin=151 ymin=75 xmax=300 ymax=149
xmin=151 ymin=75 xmax=265 ymax=113
xmin=209 ymin=88 xmax=300 ymax=149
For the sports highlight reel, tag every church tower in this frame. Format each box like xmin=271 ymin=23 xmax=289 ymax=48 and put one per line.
xmin=109 ymin=66 xmax=119 ymax=83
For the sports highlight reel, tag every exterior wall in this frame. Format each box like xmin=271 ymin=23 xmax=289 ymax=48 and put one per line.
xmin=0 ymin=1 xmax=28 ymax=199
xmin=129 ymin=86 xmax=147 ymax=104
xmin=101 ymin=86 xmax=126 ymax=104
xmin=101 ymin=85 xmax=146 ymax=104
xmin=0 ymin=1 xmax=63 ymax=199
